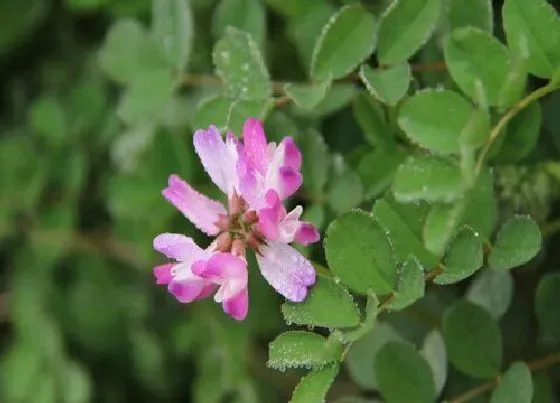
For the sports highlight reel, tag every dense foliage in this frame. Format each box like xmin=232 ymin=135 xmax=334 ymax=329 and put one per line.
xmin=1 ymin=0 xmax=560 ymax=402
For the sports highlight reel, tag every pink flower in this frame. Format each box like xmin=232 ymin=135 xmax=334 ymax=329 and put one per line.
xmin=152 ymin=118 xmax=320 ymax=320
xmin=153 ymin=233 xmax=248 ymax=320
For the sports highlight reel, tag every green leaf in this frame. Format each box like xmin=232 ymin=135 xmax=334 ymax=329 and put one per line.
xmin=423 ymin=201 xmax=465 ymax=257
xmin=328 ymin=166 xmax=363 ymax=213
xmin=227 ymin=98 xmax=274 ymax=135
xmin=373 ymin=199 xmax=439 ymax=268
xmin=192 ymin=95 xmax=273 ymax=134
xmin=1 ymin=343 xmax=42 ymax=402
xmin=495 ymin=102 xmax=541 ymax=163
xmin=282 ymin=277 xmax=360 ymax=328
xmin=130 ymin=329 xmax=166 ymax=392
xmin=290 ymin=364 xmax=339 ymax=403
xmin=488 ymin=216 xmax=541 ymax=270
xmin=116 ymin=71 xmax=175 ymax=126
xmin=213 ymin=0 xmax=266 ymax=47
xmin=388 ymin=257 xmax=425 ymax=310
xmin=392 ymin=156 xmax=465 ymax=203
xmin=375 ymin=341 xmax=436 ymax=403
xmin=302 ymin=204 xmax=325 ymax=230
xmin=445 ymin=27 xmax=512 ymax=106
xmin=436 ymin=227 xmax=483 ymax=284
xmin=346 ymin=323 xmax=404 ymax=390
xmin=398 ymin=89 xmax=478 ymax=155
xmin=61 ymin=361 xmax=92 ymax=403
xmin=358 ymin=150 xmax=405 ymax=199
xmin=111 ymin=126 xmax=157 ymax=172
xmin=533 ymin=373 xmax=554 ymax=403
xmin=151 ymin=0 xmax=193 ymax=73
xmin=191 ymin=95 xmax=231 ymax=130
xmin=99 ymin=18 xmax=169 ymax=84
xmin=28 ymin=96 xmax=67 ymax=146
xmin=491 ymin=362 xmax=533 ymax=403
xmin=446 ymin=0 xmax=493 ymax=33
xmin=213 ymin=27 xmax=271 ymax=100
xmin=265 ymin=0 xmax=326 ymax=16
xmin=268 ymin=331 xmax=342 ymax=371
xmin=461 ymin=170 xmax=497 ymax=241
xmin=352 ymin=92 xmax=394 ymax=149
xmin=377 ymin=0 xmax=442 ymax=65
xmin=443 ymin=301 xmax=502 ymax=378
xmin=467 ymin=269 xmax=514 ymax=319
xmin=284 ymin=81 xmax=331 ymax=110
xmin=311 ymin=5 xmax=377 ymax=81
xmin=386 ymin=197 xmax=429 ymax=238
xmin=503 ymin=0 xmax=560 ymax=79
xmin=301 ymin=83 xmax=358 ymax=117
xmin=359 ymin=62 xmax=410 ymax=106
xmin=420 ymin=330 xmax=447 ymax=396
xmin=30 ymin=373 xmax=57 ymax=403
xmin=298 ymin=129 xmax=330 ymax=196
xmin=325 ymin=210 xmax=397 ymax=295
xmin=498 ymin=57 xmax=528 ymax=109
xmin=535 ymin=273 xmax=560 ymax=340
xmin=287 ymin=3 xmax=337 ymax=70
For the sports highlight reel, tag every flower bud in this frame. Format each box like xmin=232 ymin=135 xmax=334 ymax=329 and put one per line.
xmin=243 ymin=210 xmax=258 ymax=224
xmin=215 ymin=232 xmax=233 ymax=252
xmin=231 ymin=239 xmax=246 ymax=257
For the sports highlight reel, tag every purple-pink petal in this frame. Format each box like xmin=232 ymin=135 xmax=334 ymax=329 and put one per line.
xmin=191 ymin=258 xmax=221 ymax=280
xmin=153 ymin=233 xmax=202 ymax=262
xmin=168 ymin=280 xmax=205 ymax=303
xmin=278 ymin=167 xmax=302 ymax=199
xmin=193 ymin=125 xmax=239 ymax=196
xmin=162 ymin=174 xmax=227 ymax=236
xmin=153 ymin=263 xmax=174 ymax=285
xmin=294 ymin=223 xmax=320 ymax=246
xmin=256 ymin=241 xmax=316 ymax=302
xmin=243 ymin=117 xmax=269 ymax=175
xmin=280 ymin=137 xmax=302 ymax=171
xmin=222 ymin=288 xmax=249 ymax=321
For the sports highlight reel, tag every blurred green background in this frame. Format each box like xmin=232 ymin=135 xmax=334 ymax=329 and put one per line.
xmin=2 ymin=0 xmax=560 ymax=402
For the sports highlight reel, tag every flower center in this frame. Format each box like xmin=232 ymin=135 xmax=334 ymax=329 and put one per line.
xmin=214 ymin=192 xmax=264 ymax=256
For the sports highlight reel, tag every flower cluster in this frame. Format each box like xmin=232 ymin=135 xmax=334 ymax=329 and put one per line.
xmin=153 ymin=118 xmax=320 ymax=320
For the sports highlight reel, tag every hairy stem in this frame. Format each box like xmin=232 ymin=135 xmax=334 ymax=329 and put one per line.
xmin=448 ymin=352 xmax=560 ymax=403
xmin=475 ymin=81 xmax=559 ymax=174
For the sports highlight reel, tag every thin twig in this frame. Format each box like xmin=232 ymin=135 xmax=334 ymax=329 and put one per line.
xmin=30 ymin=228 xmax=147 ymax=269
xmin=448 ymin=352 xmax=560 ymax=403
xmin=475 ymin=81 xmax=558 ymax=174
xmin=274 ymin=95 xmax=291 ymax=107
xmin=425 ymin=264 xmax=444 ymax=281
xmin=177 ymin=61 xmax=447 ymax=91
xmin=410 ymin=61 xmax=447 ymax=72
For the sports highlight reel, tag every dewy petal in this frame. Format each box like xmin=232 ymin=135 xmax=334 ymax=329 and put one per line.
xmin=256 ymin=241 xmax=316 ymax=302
xmin=194 ymin=252 xmax=249 ymax=320
xmin=294 ymin=222 xmax=320 ymax=246
xmin=243 ymin=118 xmax=269 ymax=175
xmin=222 ymin=288 xmax=249 ymax=321
xmin=153 ymin=263 xmax=174 ymax=285
xmin=193 ymin=125 xmax=239 ymax=196
xmin=168 ymin=280 xmax=205 ymax=303
xmin=153 ymin=233 xmax=204 ymax=263
xmin=278 ymin=166 xmax=302 ymax=199
xmin=280 ymin=137 xmax=302 ymax=171
xmin=262 ymin=138 xmax=303 ymax=199
xmin=257 ymin=190 xmax=283 ymax=240
xmin=162 ymin=174 xmax=227 ymax=236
